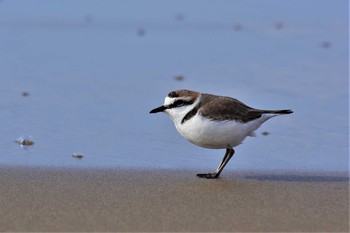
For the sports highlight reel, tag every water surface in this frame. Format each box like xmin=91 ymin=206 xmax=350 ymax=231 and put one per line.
xmin=0 ymin=0 xmax=348 ymax=172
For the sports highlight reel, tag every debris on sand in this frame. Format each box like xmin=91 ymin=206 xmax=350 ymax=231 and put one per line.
xmin=174 ymin=75 xmax=184 ymax=81
xmin=262 ymin=131 xmax=270 ymax=136
xmin=137 ymin=28 xmax=145 ymax=37
xmin=22 ymin=91 xmax=30 ymax=97
xmin=175 ymin=13 xmax=185 ymax=21
xmin=233 ymin=23 xmax=242 ymax=31
xmin=84 ymin=14 xmax=94 ymax=24
xmin=320 ymin=41 xmax=331 ymax=48
xmin=274 ymin=22 xmax=284 ymax=30
xmin=16 ymin=135 xmax=35 ymax=146
xmin=72 ymin=153 xmax=84 ymax=159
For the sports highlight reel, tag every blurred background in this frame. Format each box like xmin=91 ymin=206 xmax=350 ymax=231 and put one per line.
xmin=0 ymin=0 xmax=348 ymax=172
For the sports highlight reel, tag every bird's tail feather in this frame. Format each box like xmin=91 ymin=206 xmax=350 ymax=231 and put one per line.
xmin=263 ymin=109 xmax=293 ymax=115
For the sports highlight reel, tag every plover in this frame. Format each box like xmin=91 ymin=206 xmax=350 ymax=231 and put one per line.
xmin=150 ymin=90 xmax=293 ymax=179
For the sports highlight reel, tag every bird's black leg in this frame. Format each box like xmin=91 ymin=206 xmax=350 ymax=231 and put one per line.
xmin=197 ymin=148 xmax=235 ymax=179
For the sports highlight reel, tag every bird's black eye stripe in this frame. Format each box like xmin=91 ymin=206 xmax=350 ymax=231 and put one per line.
xmin=169 ymin=99 xmax=193 ymax=109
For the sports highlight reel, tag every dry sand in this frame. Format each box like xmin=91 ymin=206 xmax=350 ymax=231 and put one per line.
xmin=0 ymin=167 xmax=348 ymax=232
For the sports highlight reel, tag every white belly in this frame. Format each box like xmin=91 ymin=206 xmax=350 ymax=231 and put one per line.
xmin=174 ymin=114 xmax=273 ymax=149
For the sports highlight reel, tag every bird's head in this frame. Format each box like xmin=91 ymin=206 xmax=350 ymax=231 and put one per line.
xmin=150 ymin=90 xmax=201 ymax=123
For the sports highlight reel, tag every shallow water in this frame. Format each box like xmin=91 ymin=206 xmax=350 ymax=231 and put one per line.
xmin=0 ymin=0 xmax=348 ymax=172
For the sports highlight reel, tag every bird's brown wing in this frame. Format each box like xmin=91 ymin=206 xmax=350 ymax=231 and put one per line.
xmin=198 ymin=94 xmax=263 ymax=123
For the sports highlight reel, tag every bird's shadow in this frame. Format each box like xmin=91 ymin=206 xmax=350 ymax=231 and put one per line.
xmin=244 ymin=174 xmax=349 ymax=183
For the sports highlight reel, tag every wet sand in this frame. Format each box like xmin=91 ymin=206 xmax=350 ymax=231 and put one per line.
xmin=0 ymin=167 xmax=348 ymax=232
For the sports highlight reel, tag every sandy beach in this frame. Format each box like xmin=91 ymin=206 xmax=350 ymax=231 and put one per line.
xmin=0 ymin=1 xmax=348 ymax=232
xmin=0 ymin=167 xmax=348 ymax=232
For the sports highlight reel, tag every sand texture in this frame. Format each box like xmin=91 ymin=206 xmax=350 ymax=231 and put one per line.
xmin=0 ymin=167 xmax=348 ymax=232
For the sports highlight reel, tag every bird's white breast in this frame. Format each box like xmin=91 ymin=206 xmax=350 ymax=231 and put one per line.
xmin=173 ymin=113 xmax=276 ymax=149
xmin=173 ymin=114 xmax=241 ymax=148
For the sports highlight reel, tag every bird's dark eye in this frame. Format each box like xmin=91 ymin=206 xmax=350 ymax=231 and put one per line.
xmin=174 ymin=100 xmax=185 ymax=107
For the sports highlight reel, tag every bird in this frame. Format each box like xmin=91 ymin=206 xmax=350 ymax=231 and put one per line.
xmin=150 ymin=89 xmax=293 ymax=179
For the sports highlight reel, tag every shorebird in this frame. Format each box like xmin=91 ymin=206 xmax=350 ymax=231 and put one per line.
xmin=150 ymin=90 xmax=293 ymax=179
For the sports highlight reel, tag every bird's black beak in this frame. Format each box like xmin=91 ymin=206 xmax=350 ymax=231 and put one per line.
xmin=150 ymin=105 xmax=167 ymax=114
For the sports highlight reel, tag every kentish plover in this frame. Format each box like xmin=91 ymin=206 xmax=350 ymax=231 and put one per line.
xmin=150 ymin=90 xmax=293 ymax=179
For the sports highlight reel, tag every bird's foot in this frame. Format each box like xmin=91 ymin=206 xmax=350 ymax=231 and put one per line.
xmin=196 ymin=173 xmax=220 ymax=179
